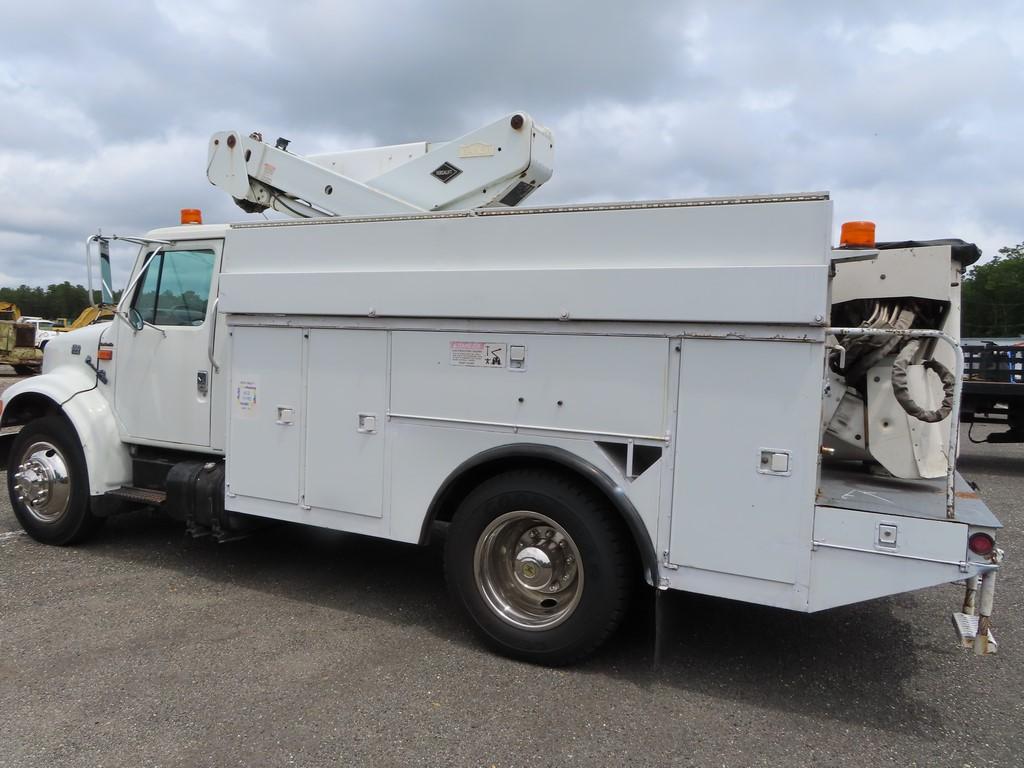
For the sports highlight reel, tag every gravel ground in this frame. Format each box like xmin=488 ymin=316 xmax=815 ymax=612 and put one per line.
xmin=0 ymin=370 xmax=1021 ymax=767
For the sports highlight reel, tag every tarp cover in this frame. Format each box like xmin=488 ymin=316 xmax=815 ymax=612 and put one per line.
xmin=876 ymin=238 xmax=981 ymax=266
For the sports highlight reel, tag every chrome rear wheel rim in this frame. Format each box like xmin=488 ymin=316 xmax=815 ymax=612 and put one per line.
xmin=13 ymin=440 xmax=71 ymax=523
xmin=473 ymin=510 xmax=584 ymax=630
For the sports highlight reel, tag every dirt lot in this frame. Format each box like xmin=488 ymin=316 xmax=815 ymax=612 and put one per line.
xmin=1 ymin=369 xmax=1021 ymax=767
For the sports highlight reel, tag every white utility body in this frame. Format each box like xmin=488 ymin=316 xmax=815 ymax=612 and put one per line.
xmin=2 ymin=113 xmax=1002 ymax=664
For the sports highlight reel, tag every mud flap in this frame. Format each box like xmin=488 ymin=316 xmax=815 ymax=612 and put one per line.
xmin=0 ymin=430 xmax=17 ymax=468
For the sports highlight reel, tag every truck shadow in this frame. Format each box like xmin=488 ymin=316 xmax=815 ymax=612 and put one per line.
xmin=87 ymin=510 xmax=939 ymax=735
xmin=598 ymin=589 xmax=939 ymax=735
xmin=957 ymin=452 xmax=1024 ymax=478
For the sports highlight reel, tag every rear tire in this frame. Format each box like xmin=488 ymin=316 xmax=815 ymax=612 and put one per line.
xmin=7 ymin=415 xmax=101 ymax=545
xmin=12 ymin=365 xmax=36 ymax=376
xmin=445 ymin=469 xmax=632 ymax=665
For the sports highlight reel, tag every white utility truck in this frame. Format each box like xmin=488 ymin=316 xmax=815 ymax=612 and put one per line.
xmin=1 ymin=113 xmax=1003 ymax=664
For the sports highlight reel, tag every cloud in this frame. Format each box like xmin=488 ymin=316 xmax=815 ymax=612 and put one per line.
xmin=0 ymin=0 xmax=1021 ymax=289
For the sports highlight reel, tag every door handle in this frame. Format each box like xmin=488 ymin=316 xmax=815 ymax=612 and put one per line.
xmin=196 ymin=370 xmax=209 ymax=396
xmin=276 ymin=406 xmax=296 ymax=425
xmin=207 ymin=296 xmax=220 ymax=373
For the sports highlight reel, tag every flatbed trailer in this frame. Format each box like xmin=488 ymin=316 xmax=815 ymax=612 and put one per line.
xmin=961 ymin=342 xmax=1024 ymax=443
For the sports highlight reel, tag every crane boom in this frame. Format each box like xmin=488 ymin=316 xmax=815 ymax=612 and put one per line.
xmin=207 ymin=113 xmax=553 ymax=218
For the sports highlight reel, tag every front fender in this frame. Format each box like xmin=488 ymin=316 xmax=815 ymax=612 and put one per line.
xmin=1 ymin=368 xmax=130 ymax=496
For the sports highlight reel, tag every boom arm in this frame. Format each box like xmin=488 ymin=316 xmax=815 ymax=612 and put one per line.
xmin=207 ymin=113 xmax=553 ymax=218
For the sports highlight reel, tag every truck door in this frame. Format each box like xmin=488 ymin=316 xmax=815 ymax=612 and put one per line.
xmin=113 ymin=241 xmax=222 ymax=448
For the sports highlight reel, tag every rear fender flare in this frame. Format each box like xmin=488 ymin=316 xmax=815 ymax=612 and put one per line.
xmin=421 ymin=443 xmax=660 ymax=586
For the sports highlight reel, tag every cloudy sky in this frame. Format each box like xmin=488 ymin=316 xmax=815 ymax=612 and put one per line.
xmin=1 ymin=1 xmax=1021 ymax=288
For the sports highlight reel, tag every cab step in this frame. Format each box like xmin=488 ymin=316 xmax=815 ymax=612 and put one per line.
xmin=105 ymin=486 xmax=167 ymax=506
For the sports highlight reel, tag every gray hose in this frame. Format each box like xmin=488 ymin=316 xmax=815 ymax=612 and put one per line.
xmin=890 ymin=340 xmax=956 ymax=423
xmin=844 ymin=307 xmax=916 ymax=382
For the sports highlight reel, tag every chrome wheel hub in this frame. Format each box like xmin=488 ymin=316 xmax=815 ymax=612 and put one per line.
xmin=474 ymin=511 xmax=584 ymax=630
xmin=13 ymin=441 xmax=71 ymax=523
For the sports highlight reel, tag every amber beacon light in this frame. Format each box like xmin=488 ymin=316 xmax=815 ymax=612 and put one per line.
xmin=180 ymin=208 xmax=203 ymax=225
xmin=839 ymin=220 xmax=876 ymax=247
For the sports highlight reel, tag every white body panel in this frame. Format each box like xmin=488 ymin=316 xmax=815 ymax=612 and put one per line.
xmin=2 ymin=194 xmax=997 ymax=620
xmin=219 ymin=197 xmax=832 ymax=324
xmin=227 ymin=326 xmax=304 ymax=503
xmin=810 ymin=506 xmax=969 ymax=611
xmin=389 ymin=332 xmax=670 ymax=439
xmin=304 ymin=329 xmax=389 ymax=519
xmin=669 ymin=338 xmax=823 ymax=588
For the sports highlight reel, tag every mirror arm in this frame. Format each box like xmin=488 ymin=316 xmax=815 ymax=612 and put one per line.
xmin=118 ymin=247 xmax=168 ymax=337
xmin=85 ymin=235 xmax=99 ymax=308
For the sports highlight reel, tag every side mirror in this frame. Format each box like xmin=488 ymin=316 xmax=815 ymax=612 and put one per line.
xmin=128 ymin=307 xmax=145 ymax=332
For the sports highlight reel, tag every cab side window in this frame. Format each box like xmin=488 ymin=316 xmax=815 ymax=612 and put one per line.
xmin=132 ymin=249 xmax=215 ymax=327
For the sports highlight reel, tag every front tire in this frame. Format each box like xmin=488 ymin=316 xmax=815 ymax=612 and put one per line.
xmin=7 ymin=414 xmax=101 ymax=545
xmin=445 ymin=469 xmax=632 ymax=665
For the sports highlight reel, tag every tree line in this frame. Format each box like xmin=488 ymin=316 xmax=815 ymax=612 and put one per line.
xmin=0 ymin=283 xmax=120 ymax=321
xmin=961 ymin=241 xmax=1024 ymax=339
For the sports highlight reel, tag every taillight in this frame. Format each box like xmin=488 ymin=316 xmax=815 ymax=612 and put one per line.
xmin=968 ymin=532 xmax=995 ymax=556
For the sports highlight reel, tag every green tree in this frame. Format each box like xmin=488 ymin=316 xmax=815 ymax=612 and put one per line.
xmin=0 ymin=282 xmax=99 ymax=321
xmin=962 ymin=241 xmax=1024 ymax=338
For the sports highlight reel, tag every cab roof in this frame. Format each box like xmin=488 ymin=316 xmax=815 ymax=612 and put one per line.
xmin=145 ymin=223 xmax=230 ymax=241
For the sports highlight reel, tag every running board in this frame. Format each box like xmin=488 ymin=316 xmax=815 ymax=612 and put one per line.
xmin=106 ymin=486 xmax=167 ymax=506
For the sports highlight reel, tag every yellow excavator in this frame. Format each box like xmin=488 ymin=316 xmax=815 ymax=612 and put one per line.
xmin=55 ymin=304 xmax=116 ymax=332
xmin=0 ymin=301 xmax=20 ymax=321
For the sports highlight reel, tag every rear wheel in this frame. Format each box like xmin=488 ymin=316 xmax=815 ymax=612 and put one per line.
xmin=7 ymin=415 xmax=101 ymax=545
xmin=445 ymin=469 xmax=632 ymax=665
xmin=12 ymin=365 xmax=36 ymax=376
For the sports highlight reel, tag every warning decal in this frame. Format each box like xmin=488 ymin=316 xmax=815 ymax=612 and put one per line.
xmin=235 ymin=378 xmax=259 ymax=417
xmin=450 ymin=341 xmax=506 ymax=368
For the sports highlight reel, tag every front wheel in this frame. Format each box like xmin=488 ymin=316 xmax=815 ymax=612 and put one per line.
xmin=7 ymin=414 xmax=101 ymax=545
xmin=445 ymin=469 xmax=632 ymax=665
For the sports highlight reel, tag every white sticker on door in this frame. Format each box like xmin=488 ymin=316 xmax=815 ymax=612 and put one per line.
xmin=450 ymin=341 xmax=507 ymax=368
xmin=235 ymin=378 xmax=259 ymax=417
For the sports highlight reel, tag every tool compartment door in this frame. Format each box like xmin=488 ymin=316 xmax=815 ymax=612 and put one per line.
xmin=226 ymin=326 xmax=304 ymax=504
xmin=669 ymin=338 xmax=822 ymax=585
xmin=303 ymin=329 xmax=388 ymax=518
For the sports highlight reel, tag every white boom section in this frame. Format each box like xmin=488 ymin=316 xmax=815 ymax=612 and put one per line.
xmin=207 ymin=113 xmax=554 ymax=218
